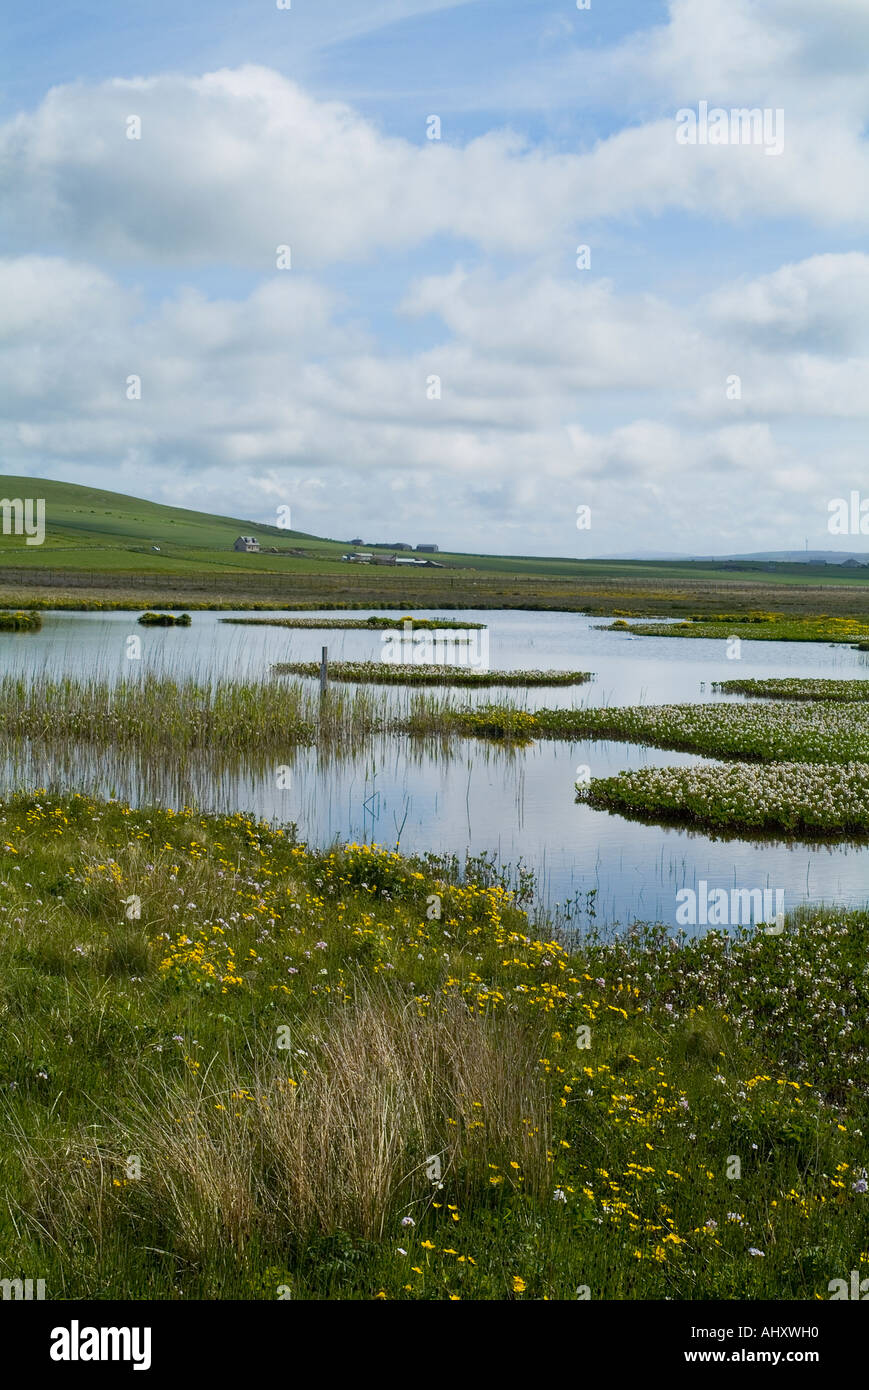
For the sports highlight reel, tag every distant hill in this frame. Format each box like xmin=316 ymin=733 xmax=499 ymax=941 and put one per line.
xmin=714 ymin=550 xmax=869 ymax=565
xmin=601 ymin=549 xmax=869 ymax=566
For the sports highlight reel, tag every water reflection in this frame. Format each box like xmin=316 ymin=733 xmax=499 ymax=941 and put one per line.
xmin=4 ymin=727 xmax=867 ymax=933
xmin=3 ymin=608 xmax=868 ymax=929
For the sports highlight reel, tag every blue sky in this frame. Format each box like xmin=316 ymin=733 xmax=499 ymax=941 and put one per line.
xmin=2 ymin=0 xmax=868 ymax=555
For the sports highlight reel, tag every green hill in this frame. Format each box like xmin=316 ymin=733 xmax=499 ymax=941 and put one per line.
xmin=0 ymin=476 xmax=340 ymax=575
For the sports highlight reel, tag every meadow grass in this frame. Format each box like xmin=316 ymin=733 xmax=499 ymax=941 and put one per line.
xmin=6 ymin=569 xmax=869 ymax=623
xmin=0 ymin=791 xmax=866 ymax=1301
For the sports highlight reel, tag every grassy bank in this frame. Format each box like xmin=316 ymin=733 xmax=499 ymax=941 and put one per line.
xmin=577 ymin=762 xmax=869 ymax=836
xmin=601 ymin=614 xmax=869 ymax=643
xmin=5 ymin=477 xmax=869 ymax=621
xmin=0 ymin=791 xmax=866 ymax=1300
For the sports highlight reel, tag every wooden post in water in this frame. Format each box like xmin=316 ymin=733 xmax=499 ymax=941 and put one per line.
xmin=320 ymin=645 xmax=328 ymax=696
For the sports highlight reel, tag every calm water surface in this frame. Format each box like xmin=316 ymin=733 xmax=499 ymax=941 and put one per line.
xmin=3 ymin=609 xmax=868 ymax=930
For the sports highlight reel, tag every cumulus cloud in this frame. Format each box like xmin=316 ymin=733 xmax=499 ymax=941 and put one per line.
xmin=510 ymin=0 xmax=869 ymax=118
xmin=2 ymin=0 xmax=868 ymax=556
xmin=2 ymin=61 xmax=868 ymax=276
xmin=1 ymin=249 xmax=867 ymax=553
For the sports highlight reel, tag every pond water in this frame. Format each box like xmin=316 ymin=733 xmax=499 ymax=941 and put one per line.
xmin=3 ymin=608 xmax=869 ymax=931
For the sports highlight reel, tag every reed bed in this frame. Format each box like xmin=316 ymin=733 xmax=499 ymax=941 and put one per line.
xmin=0 ymin=673 xmax=361 ymax=752
xmin=1 ymin=677 xmax=867 ymax=764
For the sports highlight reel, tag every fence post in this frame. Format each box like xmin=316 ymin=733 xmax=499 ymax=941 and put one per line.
xmin=320 ymin=645 xmax=328 ymax=695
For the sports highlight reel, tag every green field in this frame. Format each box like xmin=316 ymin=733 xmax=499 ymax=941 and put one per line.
xmin=3 ymin=476 xmax=869 ymax=618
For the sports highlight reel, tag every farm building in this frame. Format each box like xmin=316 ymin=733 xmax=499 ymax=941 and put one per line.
xmin=416 ymin=544 xmax=439 ymax=553
xmin=233 ymin=536 xmax=260 ymax=552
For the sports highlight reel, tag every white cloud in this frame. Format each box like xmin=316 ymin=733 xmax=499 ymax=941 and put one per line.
xmin=704 ymin=253 xmax=869 ymax=351
xmin=2 ymin=62 xmax=868 ymax=277
xmin=1 ymin=250 xmax=867 ymax=553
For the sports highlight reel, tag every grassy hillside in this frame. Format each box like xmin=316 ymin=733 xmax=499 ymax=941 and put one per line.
xmin=0 ymin=476 xmax=328 ymax=573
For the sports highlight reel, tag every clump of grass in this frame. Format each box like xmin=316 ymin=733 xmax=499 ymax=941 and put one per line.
xmin=0 ymin=610 xmax=41 ymax=632
xmin=137 ymin=611 xmax=192 ymax=626
xmin=447 ymin=699 xmax=869 ymax=761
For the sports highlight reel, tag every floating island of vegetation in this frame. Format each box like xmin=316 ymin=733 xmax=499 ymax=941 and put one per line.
xmin=274 ymin=661 xmax=592 ymax=687
xmin=137 ymin=611 xmax=192 ymax=626
xmin=444 ymin=698 xmax=869 ymax=760
xmin=221 ymin=614 xmax=486 ymax=630
xmin=600 ymin=612 xmax=869 ymax=644
xmin=0 ymin=610 xmax=42 ymax=632
xmin=715 ymin=677 xmax=869 ymax=702
xmin=577 ymin=761 xmax=869 ymax=837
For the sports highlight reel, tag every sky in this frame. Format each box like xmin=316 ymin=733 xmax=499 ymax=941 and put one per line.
xmin=1 ymin=0 xmax=868 ymax=557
